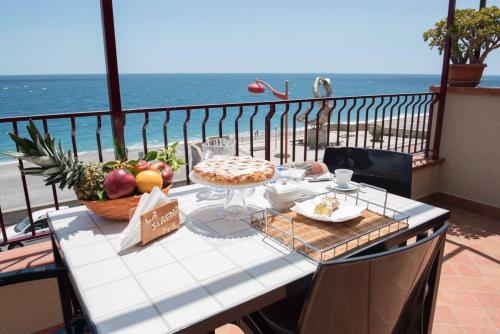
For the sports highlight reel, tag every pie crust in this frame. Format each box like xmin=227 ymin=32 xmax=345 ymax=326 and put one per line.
xmin=193 ymin=156 xmax=275 ymax=185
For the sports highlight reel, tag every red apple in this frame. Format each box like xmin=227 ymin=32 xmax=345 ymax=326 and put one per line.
xmin=148 ymin=161 xmax=167 ymax=173
xmin=103 ymin=169 xmax=136 ymax=199
xmin=147 ymin=162 xmax=174 ymax=187
xmin=132 ymin=160 xmax=150 ymax=173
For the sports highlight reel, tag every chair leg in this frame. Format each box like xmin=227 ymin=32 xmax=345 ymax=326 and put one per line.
xmin=56 ymin=272 xmax=75 ymax=326
xmin=238 ymin=314 xmax=269 ymax=334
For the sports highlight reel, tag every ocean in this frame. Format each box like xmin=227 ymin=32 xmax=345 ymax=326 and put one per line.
xmin=1 ymin=73 xmax=500 ymax=161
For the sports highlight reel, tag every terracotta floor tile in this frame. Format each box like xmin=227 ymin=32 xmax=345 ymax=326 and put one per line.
xmin=486 ymin=278 xmax=500 ymax=293
xmin=447 ymin=250 xmax=475 ymax=264
xmin=473 ymin=293 xmax=500 ymax=309
xmin=476 ymin=264 xmax=500 ymax=279
xmin=461 ymin=276 xmax=498 ymax=293
xmin=432 ymin=323 xmax=465 ymax=334
xmin=467 ymin=251 xmax=498 ymax=267
xmin=463 ymin=327 xmax=498 ymax=334
xmin=215 ymin=324 xmax=244 ymax=334
xmin=440 ymin=274 xmax=467 ymax=291
xmin=444 ymin=242 xmax=461 ymax=256
xmin=442 ymin=262 xmax=459 ymax=275
xmin=452 ymin=263 xmax=485 ymax=277
xmin=438 ymin=290 xmax=480 ymax=307
xmin=479 ymin=250 xmax=500 ymax=261
xmin=435 ymin=305 xmax=461 ymax=325
xmin=483 ymin=308 xmax=500 ymax=328
xmin=453 ymin=306 xmax=496 ymax=329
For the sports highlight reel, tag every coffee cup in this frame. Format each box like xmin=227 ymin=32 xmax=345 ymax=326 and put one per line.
xmin=334 ymin=169 xmax=353 ymax=188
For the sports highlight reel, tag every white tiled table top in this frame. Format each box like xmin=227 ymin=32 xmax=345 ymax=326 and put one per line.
xmin=48 ymin=183 xmax=448 ymax=334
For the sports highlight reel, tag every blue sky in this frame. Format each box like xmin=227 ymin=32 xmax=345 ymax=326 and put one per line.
xmin=1 ymin=0 xmax=499 ymax=75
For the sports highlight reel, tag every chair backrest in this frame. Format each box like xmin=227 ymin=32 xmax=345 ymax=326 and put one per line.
xmin=190 ymin=142 xmax=204 ymax=169
xmin=190 ymin=136 xmax=232 ymax=169
xmin=297 ymin=223 xmax=448 ymax=334
xmin=322 ymin=147 xmax=413 ymax=197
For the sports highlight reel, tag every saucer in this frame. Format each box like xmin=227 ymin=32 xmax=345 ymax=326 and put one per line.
xmin=328 ymin=181 xmax=359 ymax=192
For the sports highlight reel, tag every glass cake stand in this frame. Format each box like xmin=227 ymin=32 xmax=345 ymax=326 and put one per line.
xmin=189 ymin=171 xmax=275 ymax=214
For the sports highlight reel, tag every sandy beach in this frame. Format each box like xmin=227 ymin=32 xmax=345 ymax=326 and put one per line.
xmin=0 ymin=117 xmax=426 ymax=215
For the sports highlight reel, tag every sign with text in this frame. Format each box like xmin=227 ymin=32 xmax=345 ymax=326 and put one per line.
xmin=140 ymin=199 xmax=180 ymax=246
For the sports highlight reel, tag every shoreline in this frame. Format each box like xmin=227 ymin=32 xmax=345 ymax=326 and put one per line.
xmin=0 ymin=112 xmax=421 ymax=163
xmin=0 ymin=115 xmax=426 ymax=213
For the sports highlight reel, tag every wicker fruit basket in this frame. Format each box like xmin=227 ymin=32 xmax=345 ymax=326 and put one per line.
xmin=80 ymin=185 xmax=172 ymax=221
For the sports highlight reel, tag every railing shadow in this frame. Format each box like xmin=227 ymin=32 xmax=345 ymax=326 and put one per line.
xmin=431 ymin=201 xmax=499 ymax=240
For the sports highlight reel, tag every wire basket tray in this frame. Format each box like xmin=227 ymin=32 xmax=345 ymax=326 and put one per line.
xmin=250 ymin=183 xmax=410 ymax=263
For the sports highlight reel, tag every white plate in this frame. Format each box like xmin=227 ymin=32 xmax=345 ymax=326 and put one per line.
xmin=291 ymin=197 xmax=364 ymax=223
xmin=329 ymin=181 xmax=359 ymax=192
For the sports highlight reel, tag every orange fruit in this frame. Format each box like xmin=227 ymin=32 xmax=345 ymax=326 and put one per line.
xmin=136 ymin=170 xmax=163 ymax=193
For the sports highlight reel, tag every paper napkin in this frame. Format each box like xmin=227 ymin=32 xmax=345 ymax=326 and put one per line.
xmin=119 ymin=187 xmax=170 ymax=251
xmin=264 ymin=181 xmax=324 ymax=210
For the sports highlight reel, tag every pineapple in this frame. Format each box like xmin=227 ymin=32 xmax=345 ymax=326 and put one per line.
xmin=73 ymin=163 xmax=108 ymax=200
xmin=3 ymin=121 xmax=108 ymax=200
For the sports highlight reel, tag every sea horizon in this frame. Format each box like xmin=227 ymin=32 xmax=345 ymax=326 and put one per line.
xmin=2 ymin=73 xmax=500 ymax=161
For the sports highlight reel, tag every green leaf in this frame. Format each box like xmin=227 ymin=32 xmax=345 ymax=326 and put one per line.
xmin=42 ymin=166 xmax=63 ymax=175
xmin=144 ymin=151 xmax=158 ymax=161
xmin=97 ymin=189 xmax=107 ymax=200
xmin=27 ymin=121 xmax=43 ymax=144
xmin=21 ymin=167 xmax=46 ymax=175
xmin=424 ymin=6 xmax=500 ymax=64
xmin=36 ymin=138 xmax=51 ymax=158
xmin=1 ymin=151 xmax=24 ymax=159
xmin=103 ymin=161 xmax=118 ymax=167
xmin=114 ymin=138 xmax=124 ymax=161
xmin=8 ymin=133 xmax=35 ymax=154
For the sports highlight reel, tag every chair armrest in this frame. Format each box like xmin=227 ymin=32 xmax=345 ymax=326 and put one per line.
xmin=0 ymin=263 xmax=66 ymax=286
xmin=0 ymin=240 xmax=65 ymax=286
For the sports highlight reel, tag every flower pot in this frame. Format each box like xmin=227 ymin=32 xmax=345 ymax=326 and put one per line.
xmin=80 ymin=185 xmax=172 ymax=221
xmin=448 ymin=64 xmax=486 ymax=87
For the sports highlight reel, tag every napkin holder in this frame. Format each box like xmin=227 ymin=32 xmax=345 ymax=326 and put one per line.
xmin=140 ymin=199 xmax=180 ymax=245
xmin=120 ymin=187 xmax=180 ymax=251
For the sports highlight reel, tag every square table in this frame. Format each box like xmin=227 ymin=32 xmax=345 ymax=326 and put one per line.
xmin=48 ymin=183 xmax=449 ymax=334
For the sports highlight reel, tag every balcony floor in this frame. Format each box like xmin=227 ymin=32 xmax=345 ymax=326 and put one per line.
xmin=216 ymin=201 xmax=500 ymax=334
xmin=431 ymin=201 xmax=500 ymax=334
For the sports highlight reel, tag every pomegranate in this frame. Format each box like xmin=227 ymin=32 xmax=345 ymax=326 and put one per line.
xmin=103 ymin=169 xmax=136 ymax=199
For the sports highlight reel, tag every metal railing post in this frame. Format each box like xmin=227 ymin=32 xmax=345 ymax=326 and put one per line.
xmin=0 ymin=206 xmax=7 ymax=243
xmin=100 ymin=0 xmax=126 ymax=159
xmin=265 ymin=104 xmax=276 ymax=161
xmin=432 ymin=0 xmax=456 ymax=160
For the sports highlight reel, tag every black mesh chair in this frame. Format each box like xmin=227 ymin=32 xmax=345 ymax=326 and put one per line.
xmin=0 ymin=242 xmax=87 ymax=334
xmin=323 ymin=147 xmax=413 ymax=198
xmin=241 ymin=223 xmax=448 ymax=334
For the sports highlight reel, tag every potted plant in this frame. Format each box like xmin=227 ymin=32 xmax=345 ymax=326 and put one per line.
xmin=3 ymin=121 xmax=184 ymax=221
xmin=423 ymin=6 xmax=500 ymax=87
xmin=370 ymin=126 xmax=384 ymax=143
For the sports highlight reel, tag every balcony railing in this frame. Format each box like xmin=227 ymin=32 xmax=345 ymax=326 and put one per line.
xmin=0 ymin=92 xmax=439 ymax=247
